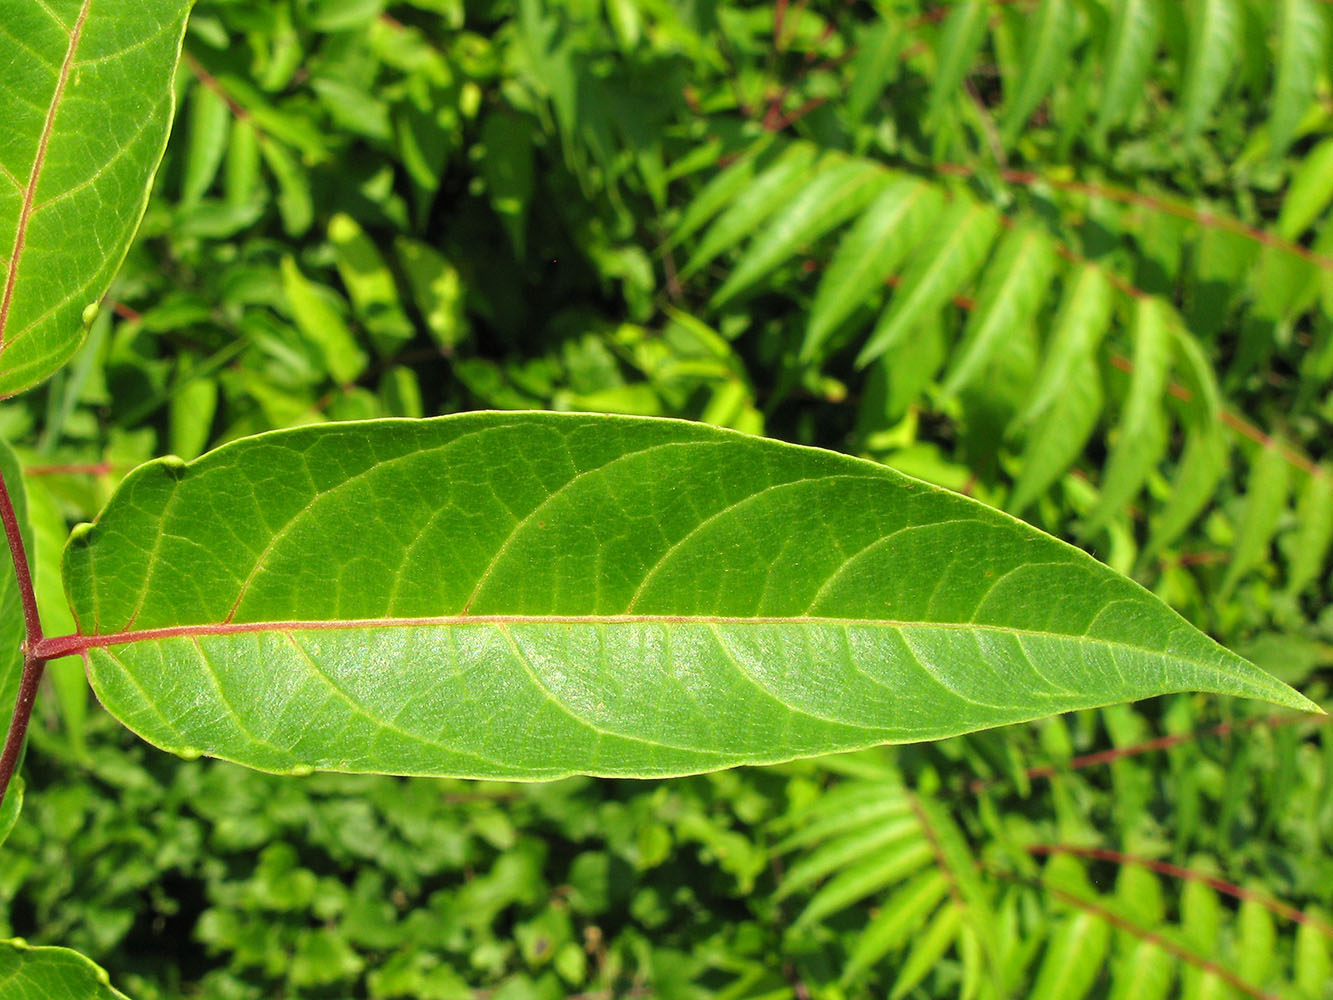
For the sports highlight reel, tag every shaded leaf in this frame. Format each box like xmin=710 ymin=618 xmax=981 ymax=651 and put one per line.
xmin=1095 ymin=0 xmax=1161 ymax=138
xmin=1179 ymin=0 xmax=1240 ymax=139
xmin=1269 ymin=0 xmax=1326 ymax=158
xmin=1220 ymin=442 xmax=1292 ymax=601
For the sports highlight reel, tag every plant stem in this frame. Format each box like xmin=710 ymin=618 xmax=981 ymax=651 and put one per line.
xmin=0 ymin=467 xmax=44 ymax=811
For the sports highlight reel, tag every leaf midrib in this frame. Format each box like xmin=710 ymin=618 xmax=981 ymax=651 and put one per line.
xmin=0 ymin=0 xmax=91 ymax=351
xmin=38 ymin=612 xmax=1216 ymax=670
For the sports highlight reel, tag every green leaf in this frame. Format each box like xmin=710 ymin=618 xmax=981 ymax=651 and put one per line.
xmin=0 ymin=438 xmax=30 ymax=736
xmin=680 ymin=143 xmax=817 ymax=279
xmin=1220 ymin=443 xmax=1292 ymax=601
xmin=889 ymin=902 xmax=964 ymax=999
xmin=1142 ymin=423 xmax=1229 ymax=563
xmin=856 ymin=198 xmax=1001 ymax=367
xmin=1028 ymin=912 xmax=1111 ymax=1000
xmin=999 ymin=0 xmax=1077 ymax=146
xmin=1094 ymin=0 xmax=1161 ymax=138
xmin=1179 ymin=0 xmax=1240 ymax=140
xmin=1276 ymin=137 xmax=1333 ymax=240
xmin=802 ymin=177 xmax=945 ymax=362
xmin=711 ymin=158 xmax=888 ymax=309
xmin=279 ymin=256 xmax=368 ymax=385
xmin=1283 ymin=468 xmax=1333 ymax=599
xmin=1019 ymin=265 xmax=1115 ymax=426
xmin=0 ymin=776 xmax=20 ymax=848
xmin=1009 ymin=356 xmax=1103 ymax=516
xmin=941 ymin=227 xmax=1057 ymax=398
xmin=842 ymin=870 xmax=951 ymax=983
xmin=925 ymin=0 xmax=989 ymax=137
xmin=1269 ymin=0 xmax=1327 ymax=159
xmin=0 ymin=940 xmax=130 ymax=999
xmin=59 ymin=414 xmax=1314 ymax=780
xmin=1082 ymin=297 xmax=1172 ymax=534
xmin=0 ymin=0 xmax=192 ymax=397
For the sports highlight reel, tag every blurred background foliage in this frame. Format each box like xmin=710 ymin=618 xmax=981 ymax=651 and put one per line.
xmin=1 ymin=0 xmax=1332 ymax=996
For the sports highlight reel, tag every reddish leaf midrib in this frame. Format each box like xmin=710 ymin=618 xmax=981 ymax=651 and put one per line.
xmin=0 ymin=0 xmax=92 ymax=352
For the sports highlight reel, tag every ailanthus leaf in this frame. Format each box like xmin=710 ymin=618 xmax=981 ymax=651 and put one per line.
xmin=942 ymin=227 xmax=1057 ymax=398
xmin=855 ymin=198 xmax=1002 ymax=367
xmin=925 ymin=0 xmax=989 ymax=136
xmin=1028 ymin=912 xmax=1111 ymax=1000
xmin=681 ymin=143 xmax=818 ymax=278
xmin=842 ymin=870 xmax=951 ymax=984
xmin=999 ymin=0 xmax=1077 ymax=146
xmin=663 ymin=137 xmax=773 ymax=255
xmin=778 ymin=815 xmax=919 ymax=901
xmin=1019 ymin=265 xmax=1115 ymax=426
xmin=712 ymin=158 xmax=888 ymax=308
xmin=1010 ymin=355 xmax=1104 ymax=516
xmin=1220 ymin=442 xmax=1292 ymax=601
xmin=803 ymin=178 xmax=946 ymax=361
xmin=1179 ymin=0 xmax=1240 ymax=140
xmin=793 ymin=837 xmax=936 ymax=930
xmin=1082 ymin=297 xmax=1172 ymax=534
xmin=845 ymin=20 xmax=903 ymax=129
xmin=1094 ymin=0 xmax=1161 ymax=138
xmin=1283 ymin=469 xmax=1333 ymax=599
xmin=889 ymin=902 xmax=964 ymax=999
xmin=1143 ymin=423 xmax=1230 ymax=564
xmin=1269 ymin=0 xmax=1327 ymax=159
xmin=1276 ymin=137 xmax=1333 ymax=240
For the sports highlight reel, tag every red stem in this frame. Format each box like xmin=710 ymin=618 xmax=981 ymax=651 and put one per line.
xmin=0 ymin=468 xmax=46 ymax=811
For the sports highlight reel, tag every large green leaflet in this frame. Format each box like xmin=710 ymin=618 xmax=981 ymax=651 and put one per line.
xmin=0 ymin=940 xmax=129 ymax=1000
xmin=62 ymin=413 xmax=1314 ymax=779
xmin=0 ymin=0 xmax=191 ymax=397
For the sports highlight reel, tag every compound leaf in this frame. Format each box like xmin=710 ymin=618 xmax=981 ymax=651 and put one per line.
xmin=0 ymin=0 xmax=191 ymax=397
xmin=59 ymin=413 xmax=1314 ymax=780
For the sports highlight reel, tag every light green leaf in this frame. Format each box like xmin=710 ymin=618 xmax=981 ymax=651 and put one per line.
xmin=1283 ymin=468 xmax=1333 ymax=599
xmin=856 ymin=198 xmax=1001 ymax=367
xmin=925 ymin=0 xmax=989 ymax=136
xmin=663 ymin=137 xmax=773 ymax=256
xmin=1028 ymin=912 xmax=1111 ymax=1000
xmin=1082 ymin=297 xmax=1172 ymax=534
xmin=1009 ymin=356 xmax=1103 ymax=516
xmin=1276 ymin=137 xmax=1333 ymax=240
xmin=0 ymin=0 xmax=191 ymax=397
xmin=890 ymin=902 xmax=964 ymax=999
xmin=1179 ymin=0 xmax=1240 ymax=140
xmin=843 ymin=870 xmax=951 ymax=983
xmin=1142 ymin=423 xmax=1230 ymax=563
xmin=680 ymin=143 xmax=817 ymax=279
xmin=999 ymin=0 xmax=1077 ymax=146
xmin=0 ymin=776 xmax=20 ymax=847
xmin=279 ymin=256 xmax=368 ymax=385
xmin=0 ymin=940 xmax=130 ymax=1000
xmin=180 ymin=79 xmax=231 ymax=206
xmin=1220 ymin=443 xmax=1292 ymax=601
xmin=1019 ymin=265 xmax=1115 ymax=426
xmin=711 ymin=159 xmax=888 ymax=309
xmin=803 ymin=178 xmax=945 ymax=361
xmin=1094 ymin=0 xmax=1161 ymax=138
xmin=1269 ymin=0 xmax=1327 ymax=159
xmin=793 ymin=836 xmax=935 ymax=930
xmin=942 ymin=227 xmax=1057 ymax=398
xmin=59 ymin=414 xmax=1315 ymax=781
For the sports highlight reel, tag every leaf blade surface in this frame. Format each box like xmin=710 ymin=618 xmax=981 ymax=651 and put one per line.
xmin=61 ymin=413 xmax=1314 ymax=778
xmin=0 ymin=0 xmax=191 ymax=396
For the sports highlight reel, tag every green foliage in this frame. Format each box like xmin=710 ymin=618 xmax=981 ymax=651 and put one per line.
xmin=0 ymin=1 xmax=190 ymax=398
xmin=0 ymin=0 xmax=1330 ymax=996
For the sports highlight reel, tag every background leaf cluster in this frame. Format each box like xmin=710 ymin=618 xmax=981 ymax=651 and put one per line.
xmin=1 ymin=0 xmax=1331 ymax=996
